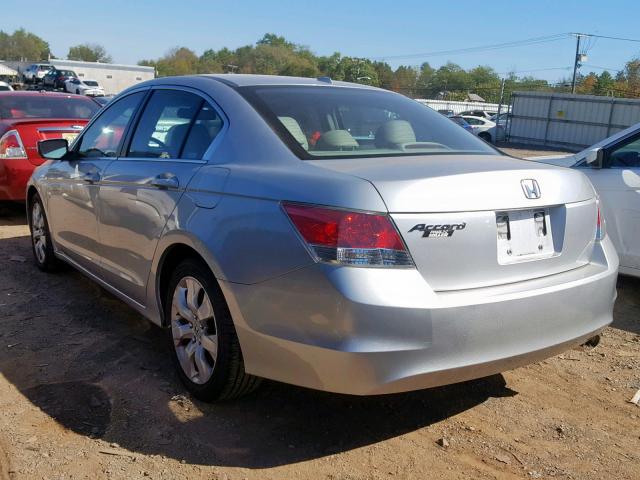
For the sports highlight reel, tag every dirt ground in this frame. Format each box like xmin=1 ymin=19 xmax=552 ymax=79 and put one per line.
xmin=0 ymin=146 xmax=638 ymax=480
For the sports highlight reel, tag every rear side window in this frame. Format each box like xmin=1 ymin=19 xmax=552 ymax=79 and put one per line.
xmin=181 ymin=104 xmax=224 ymax=159
xmin=127 ymin=90 xmax=221 ymax=159
xmin=77 ymin=92 xmax=144 ymax=158
xmin=0 ymin=95 xmax=99 ymax=120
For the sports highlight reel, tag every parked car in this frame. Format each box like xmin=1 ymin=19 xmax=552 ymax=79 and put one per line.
xmin=31 ymin=75 xmax=617 ymax=402
xmin=65 ymin=78 xmax=105 ymax=97
xmin=0 ymin=91 xmax=99 ymax=203
xmin=0 ymin=81 xmax=13 ymax=92
xmin=459 ymin=109 xmax=497 ymax=119
xmin=23 ymin=64 xmax=52 ymax=84
xmin=490 ymin=112 xmax=511 ymax=126
xmin=92 ymin=95 xmax=115 ymax=107
xmin=437 ymin=108 xmax=454 ymax=117
xmin=530 ymin=122 xmax=640 ymax=277
xmin=42 ymin=69 xmax=78 ymax=90
xmin=461 ymin=115 xmax=504 ymax=143
xmin=449 ymin=115 xmax=473 ymax=133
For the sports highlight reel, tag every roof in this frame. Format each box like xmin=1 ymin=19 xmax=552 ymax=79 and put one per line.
xmin=0 ymin=63 xmax=19 ymax=77
xmin=0 ymin=90 xmax=90 ymax=99
xmin=47 ymin=59 xmax=155 ymax=73
xmin=204 ymin=74 xmax=379 ymax=89
xmin=466 ymin=93 xmax=486 ymax=102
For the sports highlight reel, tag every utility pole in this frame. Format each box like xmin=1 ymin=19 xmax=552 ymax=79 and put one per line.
xmin=496 ymin=78 xmax=506 ymax=119
xmin=571 ymin=34 xmax=583 ymax=94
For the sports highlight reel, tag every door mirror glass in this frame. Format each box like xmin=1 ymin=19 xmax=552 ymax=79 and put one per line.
xmin=38 ymin=138 xmax=69 ymax=160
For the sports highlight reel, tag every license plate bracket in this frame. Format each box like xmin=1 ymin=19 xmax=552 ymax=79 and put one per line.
xmin=496 ymin=209 xmax=555 ymax=264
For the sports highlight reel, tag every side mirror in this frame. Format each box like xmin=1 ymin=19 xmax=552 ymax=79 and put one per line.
xmin=38 ymin=138 xmax=69 ymax=160
xmin=585 ymin=148 xmax=604 ymax=168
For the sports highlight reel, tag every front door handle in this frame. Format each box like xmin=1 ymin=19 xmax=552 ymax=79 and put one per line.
xmin=150 ymin=174 xmax=179 ymax=189
xmin=82 ymin=171 xmax=101 ymax=183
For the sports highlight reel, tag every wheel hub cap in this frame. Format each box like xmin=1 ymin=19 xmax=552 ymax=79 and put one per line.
xmin=170 ymin=276 xmax=218 ymax=384
xmin=31 ymin=202 xmax=47 ymax=264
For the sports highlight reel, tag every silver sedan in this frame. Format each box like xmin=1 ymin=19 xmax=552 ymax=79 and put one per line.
xmin=29 ymin=75 xmax=618 ymax=401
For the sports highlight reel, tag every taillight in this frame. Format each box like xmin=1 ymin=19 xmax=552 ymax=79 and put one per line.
xmin=595 ymin=202 xmax=606 ymax=241
xmin=283 ymin=203 xmax=414 ymax=267
xmin=0 ymin=130 xmax=27 ymax=160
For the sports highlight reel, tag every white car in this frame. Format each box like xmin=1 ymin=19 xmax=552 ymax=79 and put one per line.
xmin=461 ymin=115 xmax=504 ymax=143
xmin=532 ymin=122 xmax=640 ymax=277
xmin=459 ymin=109 xmax=497 ymax=119
xmin=0 ymin=81 xmax=13 ymax=91
xmin=23 ymin=63 xmax=52 ymax=83
xmin=64 ymin=78 xmax=105 ymax=96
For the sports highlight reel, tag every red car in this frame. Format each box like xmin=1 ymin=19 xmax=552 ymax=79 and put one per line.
xmin=0 ymin=91 xmax=99 ymax=202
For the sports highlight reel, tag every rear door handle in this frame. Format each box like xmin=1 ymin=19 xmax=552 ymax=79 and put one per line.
xmin=150 ymin=174 xmax=179 ymax=189
xmin=82 ymin=171 xmax=101 ymax=183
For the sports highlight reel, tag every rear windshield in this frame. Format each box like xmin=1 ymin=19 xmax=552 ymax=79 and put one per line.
xmin=240 ymin=86 xmax=496 ymax=159
xmin=0 ymin=95 xmax=99 ymax=120
xmin=84 ymin=80 xmax=99 ymax=87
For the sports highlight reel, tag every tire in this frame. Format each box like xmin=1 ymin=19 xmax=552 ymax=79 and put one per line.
xmin=28 ymin=193 xmax=61 ymax=272
xmin=165 ymin=258 xmax=261 ymax=401
xmin=76 ymin=89 xmax=80 ymax=95
xmin=479 ymin=132 xmax=492 ymax=143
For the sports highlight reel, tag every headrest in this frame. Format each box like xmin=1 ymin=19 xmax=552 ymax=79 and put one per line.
xmin=375 ymin=120 xmax=416 ymax=148
xmin=316 ymin=130 xmax=358 ymax=150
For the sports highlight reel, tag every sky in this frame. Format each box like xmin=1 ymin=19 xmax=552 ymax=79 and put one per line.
xmin=3 ymin=0 xmax=640 ymax=82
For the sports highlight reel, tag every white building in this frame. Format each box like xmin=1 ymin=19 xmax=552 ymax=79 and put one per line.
xmin=44 ymin=59 xmax=155 ymax=95
xmin=3 ymin=59 xmax=155 ymax=95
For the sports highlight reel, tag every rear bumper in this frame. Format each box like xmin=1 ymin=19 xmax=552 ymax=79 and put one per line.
xmin=0 ymin=159 xmax=35 ymax=201
xmin=222 ymin=238 xmax=618 ymax=395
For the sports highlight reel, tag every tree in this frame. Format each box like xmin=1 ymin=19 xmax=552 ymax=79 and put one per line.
xmin=577 ymin=72 xmax=598 ymax=94
xmin=198 ymin=49 xmax=223 ymax=73
xmin=0 ymin=28 xmax=50 ymax=61
xmin=415 ymin=62 xmax=435 ymax=97
xmin=392 ymin=66 xmax=418 ymax=96
xmin=593 ymin=71 xmax=615 ymax=96
xmin=67 ymin=43 xmax=112 ymax=63
xmin=373 ymin=61 xmax=394 ymax=90
xmin=161 ymin=47 xmax=199 ymax=76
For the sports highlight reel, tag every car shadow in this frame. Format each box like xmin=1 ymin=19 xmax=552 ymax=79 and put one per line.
xmin=0 ymin=203 xmax=27 ymax=227
xmin=613 ymin=275 xmax=640 ymax=335
xmin=0 ymin=231 xmax=518 ymax=468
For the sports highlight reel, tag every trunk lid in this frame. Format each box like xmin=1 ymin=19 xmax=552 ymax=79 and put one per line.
xmin=309 ymin=154 xmax=598 ymax=290
xmin=11 ymin=119 xmax=87 ymax=166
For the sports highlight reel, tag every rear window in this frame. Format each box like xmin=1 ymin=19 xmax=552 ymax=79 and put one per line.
xmin=84 ymin=80 xmax=99 ymax=87
xmin=0 ymin=95 xmax=99 ymax=120
xmin=240 ymin=86 xmax=496 ymax=159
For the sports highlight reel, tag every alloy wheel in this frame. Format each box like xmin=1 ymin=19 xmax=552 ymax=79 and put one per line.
xmin=170 ymin=276 xmax=218 ymax=384
xmin=31 ymin=201 xmax=47 ymax=264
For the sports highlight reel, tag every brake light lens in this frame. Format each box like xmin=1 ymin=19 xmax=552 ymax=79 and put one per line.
xmin=283 ymin=203 xmax=414 ymax=267
xmin=595 ymin=202 xmax=606 ymax=241
xmin=0 ymin=130 xmax=27 ymax=160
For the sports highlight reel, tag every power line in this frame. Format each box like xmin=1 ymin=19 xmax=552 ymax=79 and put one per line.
xmin=571 ymin=33 xmax=640 ymax=44
xmin=496 ymin=67 xmax=572 ymax=75
xmin=373 ymin=33 xmax=569 ymax=61
xmin=585 ymin=64 xmax=623 ymax=73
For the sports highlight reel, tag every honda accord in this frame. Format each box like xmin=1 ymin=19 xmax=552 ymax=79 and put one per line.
xmin=29 ymin=75 xmax=618 ymax=401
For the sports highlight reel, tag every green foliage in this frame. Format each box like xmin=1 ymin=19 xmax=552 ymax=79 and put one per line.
xmin=6 ymin=29 xmax=640 ymax=100
xmin=0 ymin=28 xmax=50 ymax=61
xmin=67 ymin=43 xmax=112 ymax=63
